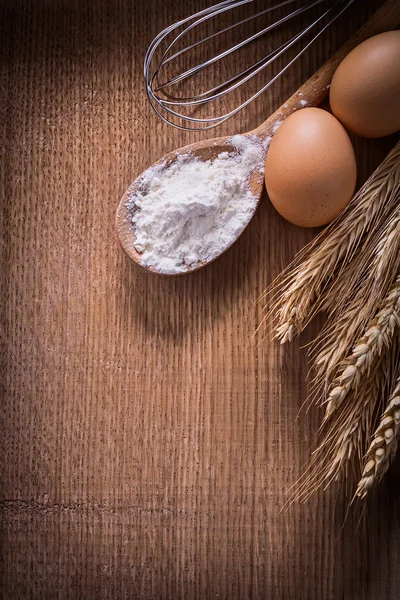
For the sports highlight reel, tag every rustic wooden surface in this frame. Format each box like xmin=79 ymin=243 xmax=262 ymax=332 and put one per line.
xmin=1 ymin=1 xmax=400 ymax=598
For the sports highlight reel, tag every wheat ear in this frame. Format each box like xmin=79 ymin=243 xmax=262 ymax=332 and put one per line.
xmin=323 ymin=275 xmax=400 ymax=420
xmin=271 ymin=141 xmax=400 ymax=342
xmin=290 ymin=339 xmax=400 ymax=503
xmin=291 ymin=361 xmax=386 ymax=502
xmin=356 ymin=376 xmax=400 ymax=498
xmin=312 ymin=211 xmax=400 ymax=387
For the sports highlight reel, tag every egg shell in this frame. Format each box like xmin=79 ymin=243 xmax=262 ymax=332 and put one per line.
xmin=330 ymin=31 xmax=400 ymax=138
xmin=265 ymin=108 xmax=357 ymax=228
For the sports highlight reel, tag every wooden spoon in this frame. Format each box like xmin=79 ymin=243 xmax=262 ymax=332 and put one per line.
xmin=116 ymin=0 xmax=400 ymax=275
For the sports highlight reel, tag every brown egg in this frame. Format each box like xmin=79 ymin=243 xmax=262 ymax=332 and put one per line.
xmin=265 ymin=108 xmax=356 ymax=228
xmin=330 ymin=31 xmax=400 ymax=138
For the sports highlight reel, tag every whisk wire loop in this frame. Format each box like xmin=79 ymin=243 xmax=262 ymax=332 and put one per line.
xmin=145 ymin=0 xmax=356 ymax=131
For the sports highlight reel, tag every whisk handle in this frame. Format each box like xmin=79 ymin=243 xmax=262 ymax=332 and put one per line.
xmin=252 ymin=0 xmax=400 ymax=138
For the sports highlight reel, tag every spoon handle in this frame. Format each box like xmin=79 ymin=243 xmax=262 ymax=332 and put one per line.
xmin=252 ymin=0 xmax=400 ymax=139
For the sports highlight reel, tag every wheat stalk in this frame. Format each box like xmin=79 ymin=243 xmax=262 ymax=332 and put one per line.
xmin=257 ymin=140 xmax=400 ymax=499
xmin=265 ymin=141 xmax=400 ymax=343
xmin=356 ymin=376 xmax=400 ymax=498
xmin=321 ymin=276 xmax=400 ymax=420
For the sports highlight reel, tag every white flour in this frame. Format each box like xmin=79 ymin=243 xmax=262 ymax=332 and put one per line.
xmin=128 ymin=135 xmax=266 ymax=274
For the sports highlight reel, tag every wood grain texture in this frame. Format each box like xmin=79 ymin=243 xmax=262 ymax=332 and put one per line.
xmin=1 ymin=1 xmax=400 ymax=599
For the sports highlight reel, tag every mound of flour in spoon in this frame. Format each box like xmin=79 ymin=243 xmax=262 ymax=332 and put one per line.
xmin=130 ymin=135 xmax=266 ymax=274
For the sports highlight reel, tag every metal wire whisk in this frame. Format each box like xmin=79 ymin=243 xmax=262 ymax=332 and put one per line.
xmin=144 ymin=0 xmax=355 ymax=131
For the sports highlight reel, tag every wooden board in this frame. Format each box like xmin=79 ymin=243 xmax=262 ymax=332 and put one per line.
xmin=1 ymin=1 xmax=399 ymax=598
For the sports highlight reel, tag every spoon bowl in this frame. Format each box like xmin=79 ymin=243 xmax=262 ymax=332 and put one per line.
xmin=116 ymin=0 xmax=400 ymax=274
xmin=116 ymin=136 xmax=265 ymax=274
